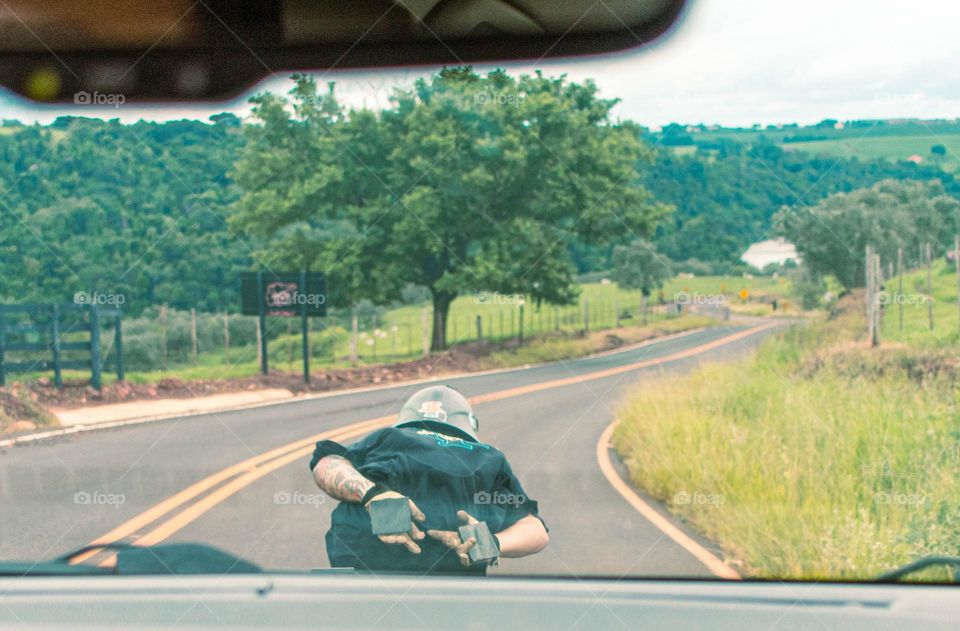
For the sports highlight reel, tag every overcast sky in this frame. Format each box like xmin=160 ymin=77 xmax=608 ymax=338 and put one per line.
xmin=3 ymin=0 xmax=960 ymax=127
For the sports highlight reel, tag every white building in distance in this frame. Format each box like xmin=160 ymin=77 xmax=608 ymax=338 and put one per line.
xmin=741 ymin=238 xmax=800 ymax=269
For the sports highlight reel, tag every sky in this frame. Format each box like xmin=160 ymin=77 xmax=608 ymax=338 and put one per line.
xmin=2 ymin=0 xmax=960 ymax=127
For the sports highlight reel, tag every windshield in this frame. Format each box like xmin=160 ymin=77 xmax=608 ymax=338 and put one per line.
xmin=1 ymin=0 xmax=959 ymax=584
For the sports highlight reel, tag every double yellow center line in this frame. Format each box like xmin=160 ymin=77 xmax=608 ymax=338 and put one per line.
xmin=73 ymin=323 xmax=777 ymax=568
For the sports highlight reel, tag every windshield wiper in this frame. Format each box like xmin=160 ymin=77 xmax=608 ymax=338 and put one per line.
xmin=874 ymin=556 xmax=960 ymax=583
xmin=0 ymin=561 xmax=113 ymax=577
xmin=0 ymin=543 xmax=262 ymax=577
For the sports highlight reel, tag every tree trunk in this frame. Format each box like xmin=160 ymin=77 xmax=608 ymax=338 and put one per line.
xmin=431 ymin=290 xmax=453 ymax=351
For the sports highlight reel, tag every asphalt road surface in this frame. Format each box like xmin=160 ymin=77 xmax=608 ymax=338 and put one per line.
xmin=0 ymin=320 xmax=786 ymax=577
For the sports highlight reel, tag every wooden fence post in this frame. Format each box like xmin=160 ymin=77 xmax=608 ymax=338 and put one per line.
xmin=955 ymin=235 xmax=960 ymax=334
xmin=51 ymin=304 xmax=62 ymax=389
xmin=926 ymin=241 xmax=934 ymax=331
xmin=897 ymin=247 xmax=903 ymax=332
xmin=190 ymin=308 xmax=198 ymax=365
xmin=518 ymin=305 xmax=524 ymax=343
xmin=866 ymin=245 xmax=875 ymax=346
xmin=351 ymin=314 xmax=359 ymax=363
xmin=114 ymin=310 xmax=124 ymax=382
xmin=256 ymin=317 xmax=262 ymax=369
xmin=223 ymin=312 xmax=230 ymax=361
xmin=872 ymin=252 xmax=882 ymax=347
xmin=90 ymin=304 xmax=102 ymax=390
xmin=421 ymin=309 xmax=430 ymax=357
xmin=159 ymin=304 xmax=168 ymax=362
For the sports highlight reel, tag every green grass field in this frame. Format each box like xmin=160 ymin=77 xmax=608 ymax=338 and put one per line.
xmin=781 ymin=134 xmax=960 ymax=172
xmin=281 ymin=274 xmax=785 ymax=366
xmin=665 ymin=128 xmax=960 ymax=172
xmin=613 ymin=301 xmax=960 ymax=580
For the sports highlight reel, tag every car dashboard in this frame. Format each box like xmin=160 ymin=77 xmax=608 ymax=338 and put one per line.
xmin=1 ymin=574 xmax=957 ymax=630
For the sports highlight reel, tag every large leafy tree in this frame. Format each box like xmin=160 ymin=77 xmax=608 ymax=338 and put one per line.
xmin=612 ymin=239 xmax=669 ymax=297
xmin=231 ymin=68 xmax=670 ymax=349
xmin=776 ymin=179 xmax=960 ymax=288
xmin=612 ymin=239 xmax=669 ymax=323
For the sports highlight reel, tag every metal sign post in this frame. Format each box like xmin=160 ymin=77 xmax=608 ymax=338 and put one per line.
xmin=90 ymin=304 xmax=101 ymax=390
xmin=300 ymin=270 xmax=310 ymax=384
xmin=256 ymin=271 xmax=268 ymax=375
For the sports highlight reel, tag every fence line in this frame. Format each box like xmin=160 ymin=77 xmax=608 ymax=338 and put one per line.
xmin=865 ymin=237 xmax=960 ymax=344
xmin=6 ymin=285 xmax=769 ymax=380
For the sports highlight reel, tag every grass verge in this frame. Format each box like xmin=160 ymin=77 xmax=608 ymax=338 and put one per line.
xmin=613 ymin=299 xmax=960 ymax=580
xmin=477 ymin=316 xmax=718 ymax=369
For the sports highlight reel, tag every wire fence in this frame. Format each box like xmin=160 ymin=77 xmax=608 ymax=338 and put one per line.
xmin=104 ymin=296 xmax=679 ymax=374
xmin=865 ymin=239 xmax=960 ymax=346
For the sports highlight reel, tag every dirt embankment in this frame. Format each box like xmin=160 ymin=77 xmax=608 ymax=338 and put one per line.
xmin=0 ymin=387 xmax=57 ymax=434
xmin=2 ymin=334 xmax=551 ymax=412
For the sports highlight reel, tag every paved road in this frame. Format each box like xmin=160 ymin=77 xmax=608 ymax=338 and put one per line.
xmin=0 ymin=321 xmax=786 ymax=576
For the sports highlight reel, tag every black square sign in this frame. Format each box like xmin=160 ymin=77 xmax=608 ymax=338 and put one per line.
xmin=240 ymin=272 xmax=326 ymax=317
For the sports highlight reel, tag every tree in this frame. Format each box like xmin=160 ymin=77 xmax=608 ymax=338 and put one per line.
xmin=642 ymin=137 xmax=960 ymax=267
xmin=612 ymin=239 xmax=669 ymax=324
xmin=612 ymin=240 xmax=669 ymax=297
xmin=776 ymin=179 xmax=960 ymax=289
xmin=789 ymin=265 xmax=827 ymax=310
xmin=231 ymin=69 xmax=670 ymax=350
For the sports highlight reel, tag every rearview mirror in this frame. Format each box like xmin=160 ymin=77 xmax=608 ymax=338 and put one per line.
xmin=0 ymin=0 xmax=688 ymax=102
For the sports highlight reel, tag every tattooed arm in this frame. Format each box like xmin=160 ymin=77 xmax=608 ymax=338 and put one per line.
xmin=312 ymin=455 xmax=375 ymax=503
xmin=312 ymin=454 xmax=427 ymax=554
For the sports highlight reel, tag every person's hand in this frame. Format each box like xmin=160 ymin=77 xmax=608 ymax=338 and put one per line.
xmin=426 ymin=509 xmax=481 ymax=567
xmin=364 ymin=490 xmax=427 ymax=554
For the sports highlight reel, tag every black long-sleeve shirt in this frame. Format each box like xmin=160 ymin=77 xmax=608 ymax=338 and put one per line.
xmin=309 ymin=422 xmax=545 ymax=574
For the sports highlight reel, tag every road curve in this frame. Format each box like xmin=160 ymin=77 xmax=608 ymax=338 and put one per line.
xmin=0 ymin=321 xmax=786 ymax=576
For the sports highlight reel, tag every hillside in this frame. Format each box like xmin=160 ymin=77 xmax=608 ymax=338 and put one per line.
xmin=0 ymin=114 xmax=957 ymax=316
xmin=653 ymin=118 xmax=960 ymax=172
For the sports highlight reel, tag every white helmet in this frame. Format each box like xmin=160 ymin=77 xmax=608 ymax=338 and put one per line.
xmin=395 ymin=385 xmax=479 ymax=441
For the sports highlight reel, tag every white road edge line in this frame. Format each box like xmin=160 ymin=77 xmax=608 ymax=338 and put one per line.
xmin=0 ymin=324 xmax=730 ymax=448
xmin=596 ymin=419 xmax=742 ymax=580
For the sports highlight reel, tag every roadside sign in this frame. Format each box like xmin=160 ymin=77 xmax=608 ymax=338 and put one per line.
xmin=240 ymin=272 xmax=326 ymax=317
xmin=240 ymin=271 xmax=326 ymax=384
